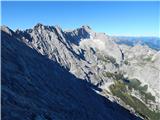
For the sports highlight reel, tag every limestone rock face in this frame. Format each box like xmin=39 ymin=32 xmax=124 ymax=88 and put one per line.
xmin=1 ymin=24 xmax=160 ymax=119
xmin=17 ymin=24 xmax=123 ymax=84
xmin=15 ymin=24 xmax=160 ymax=106
xmin=2 ymin=26 xmax=142 ymax=120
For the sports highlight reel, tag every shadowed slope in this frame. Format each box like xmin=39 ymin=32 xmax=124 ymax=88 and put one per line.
xmin=1 ymin=27 xmax=142 ymax=120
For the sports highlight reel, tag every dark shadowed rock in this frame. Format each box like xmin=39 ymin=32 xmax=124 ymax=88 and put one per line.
xmin=1 ymin=26 xmax=142 ymax=120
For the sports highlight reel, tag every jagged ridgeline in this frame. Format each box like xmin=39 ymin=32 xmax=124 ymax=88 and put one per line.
xmin=1 ymin=24 xmax=160 ymax=120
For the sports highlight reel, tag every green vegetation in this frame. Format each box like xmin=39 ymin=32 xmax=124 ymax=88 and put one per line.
xmin=124 ymin=60 xmax=130 ymax=65
xmin=103 ymin=72 xmax=124 ymax=80
xmin=144 ymin=92 xmax=156 ymax=102
xmin=126 ymin=78 xmax=142 ymax=90
xmin=100 ymin=56 xmax=158 ymax=119
xmin=101 ymin=62 xmax=158 ymax=119
xmin=139 ymin=85 xmax=148 ymax=92
xmin=103 ymin=72 xmax=155 ymax=102
xmin=103 ymin=72 xmax=115 ymax=78
xmin=107 ymin=56 xmax=116 ymax=64
xmin=98 ymin=55 xmax=119 ymax=67
xmin=124 ymin=79 xmax=155 ymax=102
xmin=98 ymin=54 xmax=110 ymax=63
xmin=104 ymin=72 xmax=156 ymax=102
xmin=109 ymin=81 xmax=160 ymax=120
xmin=143 ymin=56 xmax=152 ymax=62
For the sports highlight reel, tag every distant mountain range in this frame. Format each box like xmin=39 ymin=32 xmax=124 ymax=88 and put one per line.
xmin=1 ymin=24 xmax=160 ymax=120
xmin=114 ymin=36 xmax=160 ymax=51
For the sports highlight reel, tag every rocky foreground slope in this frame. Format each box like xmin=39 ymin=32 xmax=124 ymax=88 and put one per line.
xmin=1 ymin=24 xmax=160 ymax=120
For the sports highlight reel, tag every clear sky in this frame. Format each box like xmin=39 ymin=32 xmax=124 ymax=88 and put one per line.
xmin=1 ymin=1 xmax=160 ymax=37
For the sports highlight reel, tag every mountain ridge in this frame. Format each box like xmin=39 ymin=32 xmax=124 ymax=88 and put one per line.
xmin=114 ymin=36 xmax=160 ymax=51
xmin=1 ymin=24 xmax=160 ymax=120
xmin=1 ymin=25 xmax=143 ymax=120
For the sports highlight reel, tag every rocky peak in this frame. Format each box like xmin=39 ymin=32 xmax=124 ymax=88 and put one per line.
xmin=1 ymin=25 xmax=14 ymax=36
xmin=81 ymin=25 xmax=92 ymax=33
xmin=33 ymin=23 xmax=44 ymax=29
xmin=54 ymin=25 xmax=62 ymax=31
xmin=53 ymin=25 xmax=65 ymax=39
xmin=64 ymin=25 xmax=93 ymax=45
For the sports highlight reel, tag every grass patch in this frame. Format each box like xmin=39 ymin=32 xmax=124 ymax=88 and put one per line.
xmin=124 ymin=79 xmax=155 ymax=102
xmin=98 ymin=55 xmax=119 ymax=67
xmin=109 ymin=81 xmax=160 ymax=120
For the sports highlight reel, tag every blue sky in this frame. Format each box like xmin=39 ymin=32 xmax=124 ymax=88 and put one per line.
xmin=1 ymin=1 xmax=159 ymax=37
